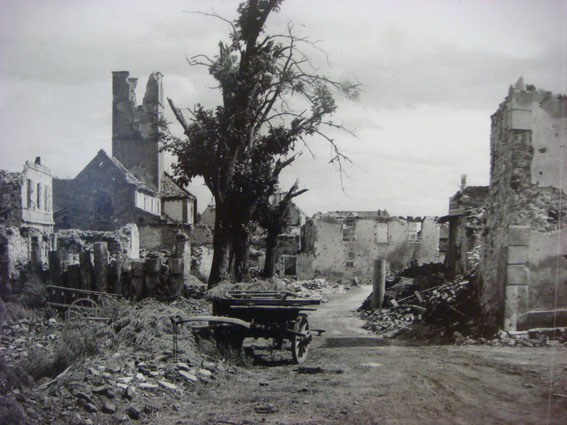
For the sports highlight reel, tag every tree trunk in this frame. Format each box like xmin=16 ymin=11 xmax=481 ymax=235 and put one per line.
xmin=233 ymin=227 xmax=250 ymax=282
xmin=263 ymin=227 xmax=278 ymax=278
xmin=208 ymin=208 xmax=231 ymax=289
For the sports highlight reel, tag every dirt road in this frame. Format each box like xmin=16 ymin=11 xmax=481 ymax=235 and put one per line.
xmin=165 ymin=285 xmax=567 ymax=425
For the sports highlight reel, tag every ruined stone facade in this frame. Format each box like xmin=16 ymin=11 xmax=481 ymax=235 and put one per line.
xmin=112 ymin=71 xmax=164 ymax=192
xmin=480 ymin=79 xmax=567 ymax=330
xmin=297 ymin=211 xmax=443 ymax=284
xmin=53 ymin=72 xmax=197 ymax=250
xmin=439 ymin=179 xmax=488 ymax=275
xmin=0 ymin=159 xmax=55 ymax=285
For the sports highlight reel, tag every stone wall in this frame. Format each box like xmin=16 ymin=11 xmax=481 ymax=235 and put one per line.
xmin=138 ymin=222 xmax=192 ymax=251
xmin=0 ymin=226 xmax=28 ymax=285
xmin=190 ymin=225 xmax=213 ymax=247
xmin=300 ymin=214 xmax=442 ymax=284
xmin=192 ymin=245 xmax=213 ymax=282
xmin=0 ymin=171 xmax=24 ymax=227
xmin=56 ymin=224 xmax=139 ymax=259
xmin=480 ymin=80 xmax=567 ymax=330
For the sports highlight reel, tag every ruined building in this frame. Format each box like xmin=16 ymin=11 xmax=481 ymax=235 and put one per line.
xmin=0 ymin=158 xmax=55 ymax=285
xmin=480 ymin=78 xmax=567 ymax=330
xmin=297 ymin=210 xmax=443 ymax=284
xmin=438 ymin=175 xmax=488 ymax=275
xmin=53 ymin=72 xmax=197 ymax=250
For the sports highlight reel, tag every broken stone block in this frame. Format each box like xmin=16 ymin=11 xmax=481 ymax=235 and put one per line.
xmin=102 ymin=401 xmax=116 ymax=414
xmin=124 ymin=386 xmax=136 ymax=400
xmin=92 ymin=385 xmax=110 ymax=396
xmin=137 ymin=383 xmax=158 ymax=390
xmin=178 ymin=370 xmax=198 ymax=384
xmin=198 ymin=369 xmax=213 ymax=378
xmin=74 ymin=391 xmax=96 ymax=406
xmin=157 ymin=380 xmax=178 ymax=391
xmin=81 ymin=401 xmax=98 ymax=413
xmin=126 ymin=406 xmax=140 ymax=420
xmin=202 ymin=361 xmax=216 ymax=371
xmin=176 ymin=362 xmax=190 ymax=371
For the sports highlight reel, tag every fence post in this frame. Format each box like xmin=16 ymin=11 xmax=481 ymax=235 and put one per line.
xmin=93 ymin=242 xmax=109 ymax=292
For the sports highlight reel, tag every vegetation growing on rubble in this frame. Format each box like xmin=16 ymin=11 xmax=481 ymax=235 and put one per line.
xmin=162 ymin=0 xmax=358 ymax=287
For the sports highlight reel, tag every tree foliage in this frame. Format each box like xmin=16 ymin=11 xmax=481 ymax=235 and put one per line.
xmin=163 ymin=0 xmax=358 ymax=287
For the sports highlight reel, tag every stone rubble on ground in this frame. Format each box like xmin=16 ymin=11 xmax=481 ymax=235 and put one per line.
xmin=0 ymin=296 xmax=235 ymax=424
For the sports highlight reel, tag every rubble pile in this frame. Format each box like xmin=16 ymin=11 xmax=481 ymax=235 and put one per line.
xmin=205 ymin=278 xmax=346 ymax=303
xmin=363 ymin=264 xmax=566 ymax=347
xmin=56 ymin=227 xmax=134 ymax=256
xmin=361 ymin=265 xmax=483 ymax=339
xmin=361 ymin=307 xmax=419 ymax=337
xmin=288 ymin=279 xmax=346 ymax=300
xmin=0 ymin=297 xmax=231 ymax=424
xmin=454 ymin=328 xmax=567 ymax=347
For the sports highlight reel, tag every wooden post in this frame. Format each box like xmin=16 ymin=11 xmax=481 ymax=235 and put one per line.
xmin=79 ymin=251 xmax=93 ymax=291
xmin=48 ymin=251 xmax=62 ymax=286
xmin=30 ymin=236 xmax=42 ymax=276
xmin=130 ymin=261 xmax=144 ymax=301
xmin=93 ymin=242 xmax=109 ymax=292
xmin=372 ymin=259 xmax=387 ymax=309
xmin=61 ymin=253 xmax=74 ymax=269
xmin=174 ymin=233 xmax=191 ymax=282
xmin=120 ymin=261 xmax=131 ymax=298
xmin=108 ymin=259 xmax=123 ymax=295
xmin=169 ymin=258 xmax=184 ymax=298
xmin=144 ymin=257 xmax=161 ymax=298
xmin=67 ymin=264 xmax=81 ymax=290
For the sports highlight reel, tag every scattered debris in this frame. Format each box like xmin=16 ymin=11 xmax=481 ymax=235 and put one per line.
xmin=0 ymin=296 xmax=222 ymax=424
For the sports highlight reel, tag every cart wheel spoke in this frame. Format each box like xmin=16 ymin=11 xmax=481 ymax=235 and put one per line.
xmin=66 ymin=298 xmax=99 ymax=321
xmin=292 ymin=314 xmax=310 ymax=364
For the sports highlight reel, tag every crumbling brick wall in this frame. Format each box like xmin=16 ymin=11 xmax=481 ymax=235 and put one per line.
xmin=481 ymin=80 xmax=567 ymax=330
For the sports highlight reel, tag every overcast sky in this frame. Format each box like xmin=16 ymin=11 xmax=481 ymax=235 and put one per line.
xmin=1 ymin=0 xmax=565 ymax=217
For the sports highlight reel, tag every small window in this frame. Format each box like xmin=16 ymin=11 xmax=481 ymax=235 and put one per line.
xmin=375 ymin=223 xmax=388 ymax=243
xmin=342 ymin=220 xmax=356 ymax=242
xmin=25 ymin=179 xmax=32 ymax=208
xmin=282 ymin=256 xmax=297 ymax=276
xmin=37 ymin=183 xmax=42 ymax=209
xmin=408 ymin=221 xmax=423 ymax=242
xmin=345 ymin=260 xmax=354 ymax=268
xmin=44 ymin=185 xmax=50 ymax=212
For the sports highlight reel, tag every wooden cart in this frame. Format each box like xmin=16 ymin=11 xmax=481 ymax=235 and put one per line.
xmin=46 ymin=285 xmax=121 ymax=321
xmin=172 ymin=290 xmax=324 ymax=363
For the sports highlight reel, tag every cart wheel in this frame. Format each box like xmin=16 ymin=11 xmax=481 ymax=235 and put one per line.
xmin=66 ymin=298 xmax=99 ymax=321
xmin=292 ymin=314 xmax=311 ymax=364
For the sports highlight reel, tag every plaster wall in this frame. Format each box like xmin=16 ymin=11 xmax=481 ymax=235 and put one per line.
xmin=21 ymin=161 xmax=54 ymax=227
xmin=163 ymin=199 xmax=185 ymax=223
xmin=305 ymin=216 xmax=441 ymax=284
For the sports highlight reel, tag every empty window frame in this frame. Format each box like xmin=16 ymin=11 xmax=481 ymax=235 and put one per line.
xmin=342 ymin=219 xmax=356 ymax=242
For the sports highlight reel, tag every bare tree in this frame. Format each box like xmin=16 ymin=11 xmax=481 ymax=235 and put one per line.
xmin=163 ymin=0 xmax=359 ymax=288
